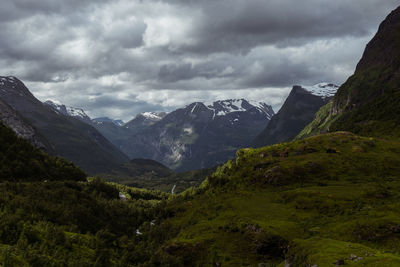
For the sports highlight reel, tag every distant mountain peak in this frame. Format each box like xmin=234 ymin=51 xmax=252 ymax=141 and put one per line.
xmin=187 ymin=99 xmax=274 ymax=119
xmin=0 ymin=76 xmax=37 ymax=101
xmin=92 ymin=117 xmax=124 ymax=126
xmin=300 ymin=83 xmax=339 ymax=99
xmin=0 ymin=76 xmax=17 ymax=85
xmin=44 ymin=100 xmax=91 ymax=123
xmin=138 ymin=112 xmax=167 ymax=121
xmin=124 ymin=111 xmax=167 ymax=130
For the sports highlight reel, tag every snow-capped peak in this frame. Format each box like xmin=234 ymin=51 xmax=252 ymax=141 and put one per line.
xmin=92 ymin=117 xmax=124 ymax=126
xmin=141 ymin=112 xmax=164 ymax=120
xmin=301 ymin=83 xmax=339 ymax=99
xmin=0 ymin=76 xmax=17 ymax=86
xmin=205 ymin=99 xmax=274 ymax=119
xmin=44 ymin=100 xmax=91 ymax=122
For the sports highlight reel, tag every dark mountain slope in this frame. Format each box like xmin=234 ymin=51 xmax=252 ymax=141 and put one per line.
xmin=124 ymin=112 xmax=167 ymax=133
xmin=0 ymin=76 xmax=128 ymax=174
xmin=299 ymin=6 xmax=400 ymax=138
xmin=0 ymin=96 xmax=45 ymax=148
xmin=0 ymin=122 xmax=85 ymax=181
xmin=253 ymin=84 xmax=337 ymax=147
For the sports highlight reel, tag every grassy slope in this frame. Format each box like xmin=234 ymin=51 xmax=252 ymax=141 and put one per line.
xmin=145 ymin=132 xmax=400 ymax=266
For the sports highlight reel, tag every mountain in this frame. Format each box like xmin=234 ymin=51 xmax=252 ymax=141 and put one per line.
xmin=91 ymin=112 xmax=167 ymax=150
xmin=124 ymin=112 xmax=167 ymax=133
xmin=299 ymin=6 xmax=400 ymax=139
xmin=120 ymin=99 xmax=274 ymax=171
xmin=0 ymin=92 xmax=45 ymax=148
xmin=0 ymin=76 xmax=128 ymax=174
xmin=44 ymin=100 xmax=92 ymax=124
xmin=42 ymin=97 xmax=273 ymax=171
xmin=93 ymin=117 xmax=125 ymax=126
xmin=253 ymin=83 xmax=338 ymax=147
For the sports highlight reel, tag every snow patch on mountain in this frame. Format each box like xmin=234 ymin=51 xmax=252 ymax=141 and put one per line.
xmin=92 ymin=117 xmax=124 ymax=126
xmin=66 ymin=107 xmax=88 ymax=118
xmin=141 ymin=112 xmax=165 ymax=120
xmin=44 ymin=100 xmax=91 ymax=122
xmin=205 ymin=99 xmax=274 ymax=119
xmin=0 ymin=76 xmax=17 ymax=86
xmin=302 ymin=83 xmax=339 ymax=99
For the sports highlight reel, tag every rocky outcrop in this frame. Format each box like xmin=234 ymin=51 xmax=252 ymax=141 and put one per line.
xmin=0 ymin=92 xmax=44 ymax=148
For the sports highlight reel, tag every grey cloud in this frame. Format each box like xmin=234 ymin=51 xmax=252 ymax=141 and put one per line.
xmin=165 ymin=0 xmax=399 ymax=54
xmin=78 ymin=95 xmax=168 ymax=121
xmin=0 ymin=0 xmax=399 ymax=119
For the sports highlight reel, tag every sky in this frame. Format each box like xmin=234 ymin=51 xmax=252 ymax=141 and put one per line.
xmin=0 ymin=0 xmax=399 ymax=121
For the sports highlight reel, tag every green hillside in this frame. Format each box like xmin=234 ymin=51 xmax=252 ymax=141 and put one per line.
xmin=0 ymin=122 xmax=85 ymax=182
xmin=0 ymin=180 xmax=169 ymax=266
xmin=99 ymin=158 xmax=215 ymax=193
xmin=135 ymin=132 xmax=400 ymax=266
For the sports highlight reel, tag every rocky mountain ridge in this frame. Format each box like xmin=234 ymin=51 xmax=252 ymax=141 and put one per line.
xmin=253 ymin=83 xmax=338 ymax=147
xmin=0 ymin=76 xmax=128 ymax=174
xmin=299 ymin=6 xmax=400 ymax=139
xmin=121 ymin=99 xmax=275 ymax=171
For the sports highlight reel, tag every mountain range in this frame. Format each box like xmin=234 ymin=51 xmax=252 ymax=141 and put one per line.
xmin=0 ymin=74 xmax=341 ymax=178
xmin=45 ymin=97 xmax=275 ymax=171
xmin=1 ymin=74 xmax=339 ymax=175
xmin=117 ymin=99 xmax=275 ymax=171
xmin=0 ymin=77 xmax=128 ymax=174
xmin=1 ymin=5 xmax=400 ymax=267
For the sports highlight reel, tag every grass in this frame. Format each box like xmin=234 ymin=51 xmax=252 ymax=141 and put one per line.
xmin=147 ymin=132 xmax=400 ymax=266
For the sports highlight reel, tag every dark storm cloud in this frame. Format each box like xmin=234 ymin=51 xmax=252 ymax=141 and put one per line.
xmin=0 ymin=0 xmax=398 ymax=119
xmin=161 ymin=0 xmax=400 ymax=54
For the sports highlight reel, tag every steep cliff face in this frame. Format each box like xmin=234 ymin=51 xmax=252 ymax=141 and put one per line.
xmin=300 ymin=6 xmax=400 ymax=138
xmin=253 ymin=84 xmax=337 ymax=147
xmin=0 ymin=96 xmax=44 ymax=148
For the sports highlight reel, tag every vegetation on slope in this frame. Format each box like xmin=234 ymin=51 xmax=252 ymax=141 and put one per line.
xmin=0 ymin=122 xmax=174 ymax=266
xmin=0 ymin=122 xmax=85 ymax=182
xmin=99 ymin=158 xmax=215 ymax=193
xmin=0 ymin=179 xmax=170 ymax=266
xmin=4 ymin=131 xmax=400 ymax=266
xmin=134 ymin=132 xmax=400 ymax=266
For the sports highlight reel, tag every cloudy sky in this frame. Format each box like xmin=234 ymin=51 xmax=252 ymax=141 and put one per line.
xmin=1 ymin=0 xmax=398 ymax=120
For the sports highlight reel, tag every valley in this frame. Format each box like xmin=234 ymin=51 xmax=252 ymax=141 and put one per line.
xmin=0 ymin=2 xmax=400 ymax=267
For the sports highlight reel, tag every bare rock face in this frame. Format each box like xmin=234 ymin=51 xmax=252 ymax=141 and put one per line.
xmin=0 ymin=89 xmax=44 ymax=148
